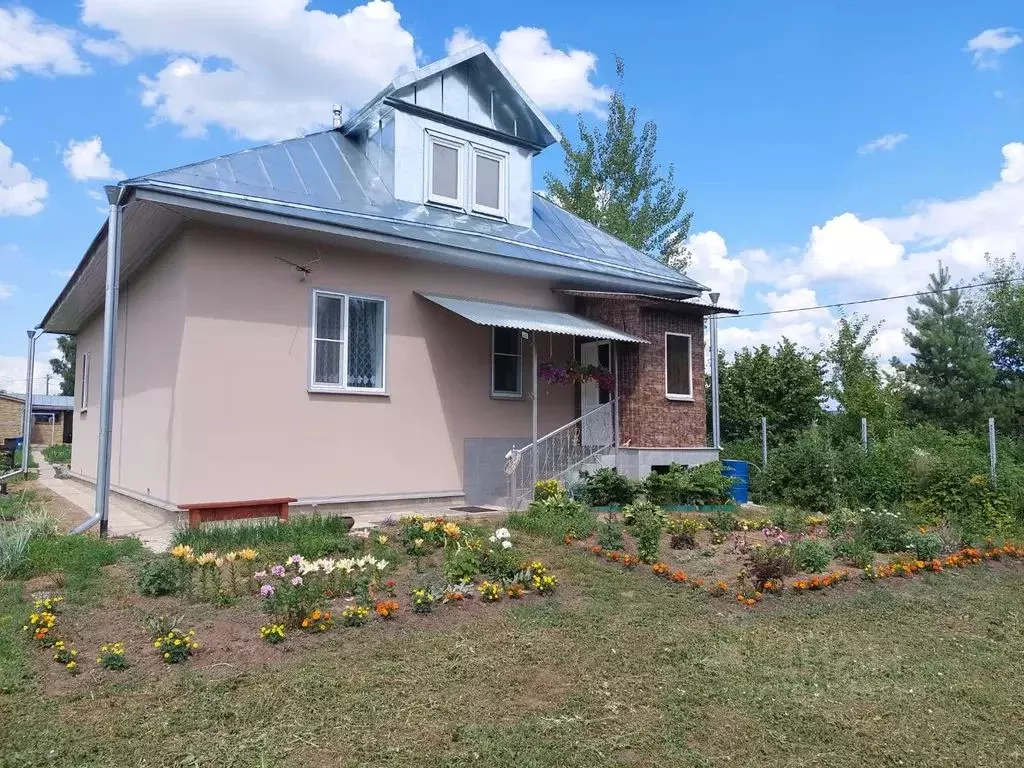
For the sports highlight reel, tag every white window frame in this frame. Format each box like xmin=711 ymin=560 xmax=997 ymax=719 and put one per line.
xmin=309 ymin=289 xmax=388 ymax=395
xmin=491 ymin=327 xmax=523 ymax=399
xmin=469 ymin=143 xmax=508 ymax=219
xmin=79 ymin=351 xmax=90 ymax=412
xmin=425 ymin=131 xmax=465 ymax=210
xmin=664 ymin=332 xmax=694 ymax=401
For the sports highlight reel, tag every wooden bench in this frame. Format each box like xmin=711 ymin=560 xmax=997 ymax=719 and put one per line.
xmin=177 ymin=497 xmax=297 ymax=530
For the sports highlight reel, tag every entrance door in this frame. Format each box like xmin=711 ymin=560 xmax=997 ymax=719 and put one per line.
xmin=580 ymin=340 xmax=613 ymax=446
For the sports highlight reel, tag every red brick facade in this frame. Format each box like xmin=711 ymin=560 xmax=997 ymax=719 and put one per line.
xmin=577 ymin=297 xmax=707 ymax=448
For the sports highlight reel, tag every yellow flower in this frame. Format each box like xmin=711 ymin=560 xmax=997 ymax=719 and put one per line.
xmin=196 ymin=552 xmax=218 ymax=566
xmin=224 ymin=551 xmax=238 ymax=562
xmin=66 ymin=661 xmax=77 ymax=670
xmin=422 ymin=521 xmax=437 ymax=532
xmin=169 ymin=544 xmax=194 ymax=560
xmin=376 ymin=534 xmax=388 ymax=545
xmin=153 ymin=641 xmax=160 ymax=648
xmin=163 ymin=652 xmax=170 ymax=659
xmin=237 ymin=548 xmax=258 ymax=561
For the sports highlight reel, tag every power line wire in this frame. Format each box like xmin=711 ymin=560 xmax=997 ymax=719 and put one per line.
xmin=719 ymin=276 xmax=1024 ymax=320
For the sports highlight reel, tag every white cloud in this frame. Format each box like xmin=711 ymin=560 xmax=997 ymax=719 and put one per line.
xmin=1000 ymin=141 xmax=1024 ymax=183
xmin=0 ymin=6 xmax=86 ymax=80
xmin=0 ymin=283 xmax=12 ymax=300
xmin=81 ymin=36 xmax=134 ymax=64
xmin=63 ymin=137 xmax=125 ymax=182
xmin=446 ymin=25 xmax=611 ymax=115
xmin=858 ymin=132 xmax=908 ymax=155
xmin=966 ymin=27 xmax=1022 ymax=69
xmin=0 ymin=354 xmax=53 ymax=396
xmin=719 ymin=288 xmax=836 ymax=353
xmin=80 ymin=0 xmax=417 ymax=141
xmin=0 ymin=140 xmax=47 ymax=216
xmin=802 ymin=212 xmax=906 ymax=287
xmin=680 ymin=230 xmax=748 ymax=309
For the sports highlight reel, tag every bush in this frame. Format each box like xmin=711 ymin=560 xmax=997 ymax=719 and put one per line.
xmin=746 ymin=545 xmax=795 ymax=588
xmin=643 ymin=462 xmax=735 ymax=506
xmin=137 ymin=556 xmax=184 ymax=596
xmin=708 ymin=509 xmax=738 ymax=532
xmin=832 ymin=539 xmax=874 ymax=569
xmin=755 ymin=427 xmax=839 ymax=512
xmin=42 ymin=444 xmax=71 ymax=465
xmin=904 ymin=530 xmax=943 ymax=561
xmin=576 ymin=468 xmax=640 ymax=507
xmin=771 ymin=507 xmax=808 ymax=535
xmin=507 ymin=495 xmax=595 ymax=543
xmin=596 ymin=518 xmax=625 ymax=550
xmin=856 ymin=507 xmax=908 ymax=553
xmin=792 ymin=539 xmax=831 ymax=573
xmin=624 ymin=499 xmax=664 ymax=564
xmin=533 ymin=479 xmax=565 ymax=503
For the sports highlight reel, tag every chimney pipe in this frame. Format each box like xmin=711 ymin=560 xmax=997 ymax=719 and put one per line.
xmin=332 ymin=104 xmax=342 ymax=129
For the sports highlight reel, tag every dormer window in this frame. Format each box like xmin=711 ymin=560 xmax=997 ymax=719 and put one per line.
xmin=424 ymin=130 xmax=507 ymax=219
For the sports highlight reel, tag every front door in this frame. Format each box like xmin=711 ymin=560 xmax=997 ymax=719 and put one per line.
xmin=580 ymin=340 xmax=613 ymax=446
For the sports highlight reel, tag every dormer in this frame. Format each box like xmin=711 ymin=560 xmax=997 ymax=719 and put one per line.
xmin=342 ymin=44 xmax=560 ymax=229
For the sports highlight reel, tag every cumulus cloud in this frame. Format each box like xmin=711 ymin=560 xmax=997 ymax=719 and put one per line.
xmin=965 ymin=27 xmax=1022 ymax=69
xmin=858 ymin=132 xmax=907 ymax=155
xmin=446 ymin=25 xmax=611 ymax=115
xmin=1000 ymin=141 xmax=1024 ymax=183
xmin=81 ymin=0 xmax=418 ymax=141
xmin=0 ymin=140 xmax=47 ymax=216
xmin=63 ymin=137 xmax=125 ymax=181
xmin=0 ymin=354 xmax=53 ymax=396
xmin=719 ymin=287 xmax=836 ymax=353
xmin=681 ymin=231 xmax=748 ymax=309
xmin=0 ymin=6 xmax=86 ymax=80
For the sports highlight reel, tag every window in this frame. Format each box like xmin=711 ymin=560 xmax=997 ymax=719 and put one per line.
xmin=491 ymin=327 xmax=522 ymax=398
xmin=426 ymin=134 xmax=463 ymax=208
xmin=471 ymin=147 xmax=505 ymax=217
xmin=665 ymin=333 xmax=693 ymax=400
xmin=311 ymin=290 xmax=386 ymax=393
xmin=33 ymin=413 xmax=56 ymax=424
xmin=79 ymin=351 xmax=90 ymax=411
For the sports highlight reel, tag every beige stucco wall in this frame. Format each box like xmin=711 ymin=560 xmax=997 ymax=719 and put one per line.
xmin=74 ymin=223 xmax=576 ymax=505
xmin=71 ymin=239 xmax=188 ymax=502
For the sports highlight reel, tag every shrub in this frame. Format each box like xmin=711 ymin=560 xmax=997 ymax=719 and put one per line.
xmin=667 ymin=517 xmax=703 ymax=549
xmin=596 ymin=518 xmax=625 ymax=550
xmin=857 ymin=507 xmax=908 ymax=553
xmin=533 ymin=479 xmax=565 ymax=503
xmin=771 ymin=507 xmax=808 ymax=535
xmin=832 ymin=539 xmax=874 ymax=569
xmin=904 ymin=530 xmax=943 ymax=561
xmin=745 ymin=545 xmax=795 ymax=588
xmin=137 ymin=556 xmax=183 ymax=596
xmin=792 ymin=539 xmax=832 ymax=573
xmin=443 ymin=542 xmax=480 ymax=584
xmin=756 ymin=427 xmax=839 ymax=511
xmin=708 ymin=509 xmax=738 ymax=533
xmin=643 ymin=462 xmax=735 ymax=506
xmin=625 ymin=499 xmax=664 ymax=564
xmin=507 ymin=495 xmax=595 ymax=543
xmin=576 ymin=468 xmax=639 ymax=507
xmin=826 ymin=508 xmax=857 ymax=538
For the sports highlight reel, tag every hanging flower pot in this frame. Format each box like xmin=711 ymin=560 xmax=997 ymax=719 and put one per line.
xmin=538 ymin=360 xmax=614 ymax=393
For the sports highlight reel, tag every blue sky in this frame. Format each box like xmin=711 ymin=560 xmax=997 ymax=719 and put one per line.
xmin=0 ymin=0 xmax=1022 ymax=391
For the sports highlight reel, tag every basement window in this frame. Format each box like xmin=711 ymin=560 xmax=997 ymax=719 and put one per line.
xmin=311 ymin=290 xmax=387 ymax=393
xmin=665 ymin=332 xmax=693 ymax=400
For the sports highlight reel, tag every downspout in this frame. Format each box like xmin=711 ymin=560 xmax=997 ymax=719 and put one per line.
xmin=709 ymin=292 xmax=722 ymax=451
xmin=20 ymin=329 xmax=42 ymax=474
xmin=72 ymin=185 xmax=128 ymax=536
xmin=531 ymin=332 xmax=538 ymax=489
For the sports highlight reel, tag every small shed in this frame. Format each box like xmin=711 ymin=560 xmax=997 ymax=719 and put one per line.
xmin=0 ymin=392 xmax=74 ymax=446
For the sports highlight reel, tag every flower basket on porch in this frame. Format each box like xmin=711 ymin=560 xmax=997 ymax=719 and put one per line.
xmin=538 ymin=360 xmax=615 ymax=393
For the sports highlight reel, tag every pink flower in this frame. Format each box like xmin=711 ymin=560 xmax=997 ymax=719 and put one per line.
xmin=259 ymin=584 xmax=275 ymax=598
xmin=270 ymin=565 xmax=286 ymax=577
xmin=291 ymin=576 xmax=303 ymax=587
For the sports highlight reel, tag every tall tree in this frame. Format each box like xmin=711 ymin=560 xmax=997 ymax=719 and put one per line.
xmin=544 ymin=57 xmax=694 ymax=269
xmin=978 ymin=253 xmax=1024 ymax=437
xmin=894 ymin=264 xmax=995 ymax=431
xmin=717 ymin=339 xmax=826 ymax=444
xmin=824 ymin=314 xmax=903 ymax=438
xmin=49 ymin=335 xmax=76 ymax=397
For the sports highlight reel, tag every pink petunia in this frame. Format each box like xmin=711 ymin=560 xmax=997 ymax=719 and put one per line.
xmin=259 ymin=584 xmax=275 ymax=598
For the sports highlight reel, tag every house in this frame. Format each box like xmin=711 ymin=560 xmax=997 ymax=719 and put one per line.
xmin=39 ymin=44 xmax=734 ymax=516
xmin=0 ymin=392 xmax=74 ymax=447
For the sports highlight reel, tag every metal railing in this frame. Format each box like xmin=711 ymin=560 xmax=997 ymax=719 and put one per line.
xmin=505 ymin=399 xmax=617 ymax=509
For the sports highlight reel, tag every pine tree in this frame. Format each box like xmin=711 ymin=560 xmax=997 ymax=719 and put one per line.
xmin=544 ymin=57 xmax=693 ymax=269
xmin=894 ymin=264 xmax=995 ymax=431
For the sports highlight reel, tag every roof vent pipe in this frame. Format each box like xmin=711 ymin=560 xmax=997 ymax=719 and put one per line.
xmin=332 ymin=104 xmax=342 ymax=129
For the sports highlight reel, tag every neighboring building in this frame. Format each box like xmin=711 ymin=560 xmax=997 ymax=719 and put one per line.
xmin=39 ymin=44 xmax=736 ymax=514
xmin=0 ymin=392 xmax=74 ymax=447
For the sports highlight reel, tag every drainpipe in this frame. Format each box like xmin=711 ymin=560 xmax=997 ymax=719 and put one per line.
xmin=531 ymin=332 xmax=538 ymax=488
xmin=709 ymin=292 xmax=721 ymax=451
xmin=20 ymin=329 xmax=43 ymax=474
xmin=72 ymin=185 xmax=127 ymax=537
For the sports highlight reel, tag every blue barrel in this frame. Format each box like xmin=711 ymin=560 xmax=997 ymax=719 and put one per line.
xmin=721 ymin=460 xmax=749 ymax=504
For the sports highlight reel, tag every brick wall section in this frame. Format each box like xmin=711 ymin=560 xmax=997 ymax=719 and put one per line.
xmin=0 ymin=396 xmax=23 ymax=442
xmin=577 ymin=297 xmax=707 ymax=448
xmin=31 ymin=412 xmax=65 ymax=446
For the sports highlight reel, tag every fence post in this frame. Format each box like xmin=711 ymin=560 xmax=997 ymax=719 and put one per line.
xmin=989 ymin=417 xmax=997 ymax=489
xmin=760 ymin=416 xmax=768 ymax=469
xmin=861 ymin=417 xmax=868 ymax=452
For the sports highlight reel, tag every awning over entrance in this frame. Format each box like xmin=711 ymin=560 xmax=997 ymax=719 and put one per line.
xmin=419 ymin=293 xmax=647 ymax=343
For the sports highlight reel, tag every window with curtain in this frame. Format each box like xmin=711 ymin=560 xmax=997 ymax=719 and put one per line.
xmin=311 ymin=290 xmax=386 ymax=392
xmin=491 ymin=327 xmax=522 ymax=397
xmin=665 ymin=333 xmax=693 ymax=399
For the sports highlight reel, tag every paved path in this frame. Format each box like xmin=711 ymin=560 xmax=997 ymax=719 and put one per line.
xmin=31 ymin=450 xmax=177 ymax=551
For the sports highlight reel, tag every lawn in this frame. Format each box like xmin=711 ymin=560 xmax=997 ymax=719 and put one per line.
xmin=1 ymin=527 xmax=1023 ymax=768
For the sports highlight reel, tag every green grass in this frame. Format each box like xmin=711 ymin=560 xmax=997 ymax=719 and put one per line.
xmin=14 ymin=535 xmax=145 ymax=599
xmin=41 ymin=443 xmax=71 ymax=464
xmin=171 ymin=515 xmax=360 ymax=561
xmin=2 ymin=538 xmax=1024 ymax=766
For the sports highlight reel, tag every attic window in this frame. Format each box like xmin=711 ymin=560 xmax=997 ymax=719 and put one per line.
xmin=471 ymin=146 xmax=505 ymax=217
xmin=427 ymin=134 xmax=463 ymax=208
xmin=424 ymin=130 xmax=507 ymax=219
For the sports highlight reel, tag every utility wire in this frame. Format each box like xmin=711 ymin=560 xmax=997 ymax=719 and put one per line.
xmin=719 ymin=276 xmax=1024 ymax=320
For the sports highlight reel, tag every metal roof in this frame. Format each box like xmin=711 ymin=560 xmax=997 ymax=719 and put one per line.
xmin=419 ymin=294 xmax=648 ymax=343
xmin=0 ymin=392 xmax=75 ymax=410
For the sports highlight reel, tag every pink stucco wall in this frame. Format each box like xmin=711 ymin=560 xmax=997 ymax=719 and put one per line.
xmin=73 ymin=223 xmax=576 ymax=505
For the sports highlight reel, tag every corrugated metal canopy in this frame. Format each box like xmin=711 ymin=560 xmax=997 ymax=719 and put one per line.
xmin=1 ymin=393 xmax=75 ymax=410
xmin=419 ymin=293 xmax=647 ymax=343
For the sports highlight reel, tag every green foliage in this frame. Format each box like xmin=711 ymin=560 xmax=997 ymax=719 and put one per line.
xmin=533 ymin=479 xmax=565 ymax=503
xmin=443 ymin=543 xmax=480 ymax=585
xmin=544 ymin=56 xmax=693 ymax=265
xmin=745 ymin=545 xmax=795 ymax=588
xmin=856 ymin=507 xmax=908 ymax=554
xmin=624 ymin=499 xmax=664 ymax=564
xmin=596 ymin=518 xmax=625 ymax=550
xmin=832 ymin=539 xmax=875 ymax=569
xmin=754 ymin=427 xmax=838 ymax=512
xmin=643 ymin=462 xmax=735 ymax=506
xmin=171 ymin=516 xmax=358 ymax=561
xmin=826 ymin=508 xmax=857 ymax=538
xmin=576 ymin=467 xmax=640 ymax=507
xmin=11 ymin=533 xmax=142 ymax=600
xmin=49 ymin=335 xmax=76 ymax=397
xmin=137 ymin=556 xmax=184 ymax=596
xmin=771 ymin=507 xmax=809 ymax=535
xmin=904 ymin=530 xmax=943 ymax=561
xmin=507 ymin=495 xmax=595 ymax=543
xmin=791 ymin=539 xmax=831 ymax=573
xmin=708 ymin=509 xmax=738 ymax=532
xmin=41 ymin=444 xmax=71 ymax=464
xmin=667 ymin=517 xmax=703 ymax=549
xmin=979 ymin=254 xmax=1024 ymax=440
xmin=0 ymin=526 xmax=30 ymax=578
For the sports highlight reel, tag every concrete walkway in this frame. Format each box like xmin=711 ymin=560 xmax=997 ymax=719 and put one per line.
xmin=32 ymin=450 xmax=177 ymax=551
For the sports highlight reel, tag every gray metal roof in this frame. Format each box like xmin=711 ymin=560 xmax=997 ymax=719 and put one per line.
xmin=0 ymin=392 xmax=75 ymax=410
xmin=123 ymin=129 xmax=705 ymax=296
xmin=419 ymin=294 xmax=648 ymax=343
